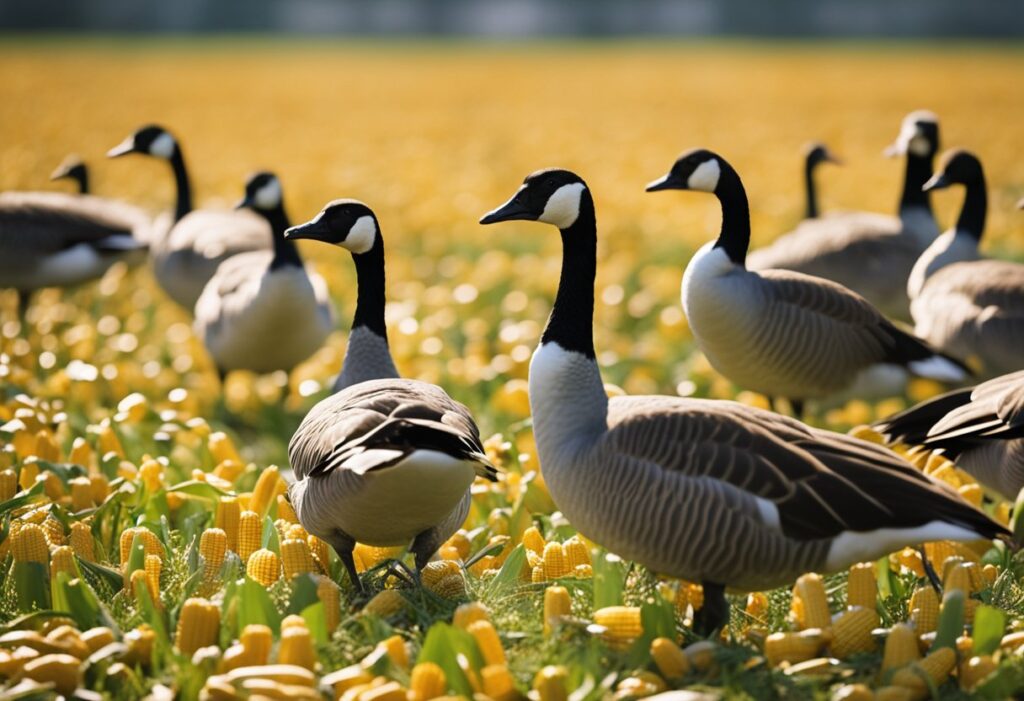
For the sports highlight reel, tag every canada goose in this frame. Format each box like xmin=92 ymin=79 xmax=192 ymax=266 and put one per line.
xmin=107 ymin=125 xmax=270 ymax=311
xmin=0 ymin=190 xmax=149 ymax=319
xmin=746 ymin=111 xmax=941 ymax=320
xmin=480 ymin=167 xmax=1006 ymax=634
xmin=50 ymin=155 xmax=89 ymax=194
xmin=798 ymin=142 xmax=840 ymax=220
xmin=646 ymin=148 xmax=968 ymax=416
xmin=283 ymin=200 xmax=495 ymax=592
xmin=192 ymin=173 xmax=334 ymax=380
xmin=908 ymin=150 xmax=1024 ymax=379
xmin=876 ymin=371 xmax=1024 ymax=499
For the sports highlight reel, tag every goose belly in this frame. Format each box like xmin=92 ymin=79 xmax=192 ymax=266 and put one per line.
xmin=198 ymin=271 xmax=332 ymax=373
xmin=296 ymin=450 xmax=476 ymax=546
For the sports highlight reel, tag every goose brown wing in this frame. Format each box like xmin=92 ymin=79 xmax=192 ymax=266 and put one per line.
xmin=0 ymin=192 xmax=143 ymax=253
xmin=603 ymin=397 xmax=1006 ymax=541
xmin=927 ymin=371 xmax=1024 ymax=444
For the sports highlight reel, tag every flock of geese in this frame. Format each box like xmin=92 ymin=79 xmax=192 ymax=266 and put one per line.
xmin=2 ymin=111 xmax=1023 ymax=632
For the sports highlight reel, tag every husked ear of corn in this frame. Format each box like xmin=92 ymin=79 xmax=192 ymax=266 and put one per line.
xmin=307 ymin=535 xmax=329 ymax=572
xmin=409 ymin=661 xmax=447 ymax=701
xmin=379 ymin=634 xmax=409 ymax=670
xmin=69 ymin=477 xmax=93 ymax=511
xmin=846 ymin=563 xmax=877 ymax=610
xmin=361 ymin=681 xmax=408 ymax=701
xmin=453 ymin=602 xmax=489 ymax=629
xmin=745 ymin=592 xmax=769 ymax=621
xmin=236 ymin=510 xmax=262 ymax=564
xmin=123 ymin=625 xmax=156 ymax=667
xmin=68 ymin=437 xmax=93 ymax=468
xmin=316 ymin=576 xmax=341 ymax=633
xmin=246 ymin=549 xmax=281 ymax=587
xmin=881 ymin=623 xmax=921 ymax=673
xmin=532 ymin=665 xmax=569 ymax=701
xmin=543 ymin=586 xmax=571 ymax=636
xmin=522 ymin=526 xmax=546 ymax=555
xmin=468 ymin=620 xmax=506 ymax=666
xmin=278 ymin=626 xmax=316 ymax=671
xmin=81 ymin=627 xmax=116 ymax=655
xmin=422 ymin=560 xmax=462 ymax=590
xmin=200 ymin=528 xmax=228 ymax=593
xmin=175 ymin=598 xmax=220 ymax=656
xmin=909 ymin=586 xmax=939 ymax=635
xmin=832 ymin=683 xmax=875 ymax=701
xmin=281 ymin=538 xmax=315 ymax=579
xmin=891 ymin=646 xmax=956 ymax=696
xmin=240 ymin=624 xmax=273 ymax=666
xmin=651 ymin=637 xmax=690 ymax=679
xmin=959 ymin=654 xmax=997 ymax=691
xmin=0 ymin=468 xmax=16 ymax=501
xmin=12 ymin=522 xmax=49 ymax=568
xmin=276 ymin=494 xmax=298 ymax=523
xmin=764 ymin=629 xmax=828 ymax=667
xmin=208 ymin=431 xmax=242 ymax=465
xmin=68 ymin=522 xmax=94 ymax=562
xmin=830 ymin=607 xmax=878 ymax=659
xmin=542 ymin=542 xmax=570 ymax=579
xmin=249 ymin=465 xmax=281 ymax=518
xmin=563 ymin=536 xmax=590 ymax=569
xmin=593 ymin=606 xmax=642 ymax=650
xmin=119 ymin=527 xmax=163 ymax=565
xmin=50 ymin=546 xmax=77 ymax=578
xmin=444 ymin=531 xmax=471 ymax=560
xmin=791 ymin=573 xmax=830 ymax=630
xmin=21 ymin=653 xmax=83 ymax=695
xmin=216 ymin=497 xmax=240 ymax=553
xmin=481 ymin=664 xmax=517 ymax=701
xmin=139 ymin=458 xmax=163 ymax=493
xmin=363 ymin=590 xmax=406 ymax=617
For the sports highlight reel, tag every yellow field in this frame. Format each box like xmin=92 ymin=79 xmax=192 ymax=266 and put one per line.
xmin=1 ymin=42 xmax=1024 ymax=699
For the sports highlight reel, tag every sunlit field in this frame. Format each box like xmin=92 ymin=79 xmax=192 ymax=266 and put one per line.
xmin=2 ymin=41 xmax=1024 ymax=699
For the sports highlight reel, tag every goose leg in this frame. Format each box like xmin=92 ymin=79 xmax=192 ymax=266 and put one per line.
xmin=919 ymin=546 xmax=943 ymax=594
xmin=411 ymin=525 xmax=447 ymax=576
xmin=693 ymin=582 xmax=728 ymax=637
xmin=17 ymin=290 xmax=31 ymax=323
xmin=768 ymin=396 xmax=780 ymax=413
xmin=327 ymin=532 xmax=363 ymax=595
xmin=217 ymin=367 xmax=228 ymax=384
xmin=790 ymin=399 xmax=805 ymax=420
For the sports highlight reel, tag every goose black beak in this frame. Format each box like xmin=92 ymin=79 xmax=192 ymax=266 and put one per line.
xmin=106 ymin=137 xmax=137 ymax=159
xmin=645 ymin=173 xmax=684 ymax=192
xmin=922 ymin=173 xmax=950 ymax=192
xmin=284 ymin=220 xmax=331 ymax=242
xmin=234 ymin=195 xmax=254 ymax=211
xmin=822 ymin=150 xmax=843 ymax=166
xmin=479 ymin=196 xmax=535 ymax=225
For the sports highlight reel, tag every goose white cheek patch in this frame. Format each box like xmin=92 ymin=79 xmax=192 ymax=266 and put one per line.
xmin=539 ymin=183 xmax=585 ymax=229
xmin=687 ymin=159 xmax=721 ymax=192
xmin=149 ymin=132 xmax=176 ymax=159
xmin=253 ymin=179 xmax=282 ymax=209
xmin=343 ymin=215 xmax=377 ymax=254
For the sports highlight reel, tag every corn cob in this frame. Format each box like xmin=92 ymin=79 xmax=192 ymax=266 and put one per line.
xmin=68 ymin=437 xmax=93 ymax=468
xmin=481 ymin=664 xmax=517 ymax=701
xmin=531 ymin=564 xmax=546 ymax=583
xmin=409 ymin=661 xmax=447 ymax=701
xmin=542 ymin=541 xmax=570 ymax=579
xmin=983 ymin=564 xmax=999 ymax=588
xmin=380 ymin=634 xmax=409 ymax=669
xmin=50 ymin=545 xmax=76 ymax=577
xmin=488 ymin=509 xmax=510 ymax=536
xmin=363 ymin=589 xmax=406 ymax=617
xmin=250 ymin=465 xmax=281 ymax=517
xmin=593 ymin=606 xmax=642 ymax=650
xmin=96 ymin=422 xmax=124 ymax=458
xmin=236 ymin=510 xmax=262 ymax=564
xmin=130 ymin=569 xmax=151 ymax=602
xmin=285 ymin=524 xmax=308 ymax=541
xmin=563 ymin=536 xmax=590 ymax=569
xmin=276 ymin=494 xmax=298 ymax=523
xmin=361 ymin=681 xmax=408 ymax=701
xmin=139 ymin=458 xmax=163 ymax=493
xmin=240 ymin=624 xmax=272 ymax=666
xmin=847 ymin=563 xmax=877 ymax=610
xmin=533 ymin=666 xmax=568 ymax=701
xmin=200 ymin=528 xmax=227 ymax=591
xmin=18 ymin=461 xmax=39 ymax=491
xmin=764 ymin=629 xmax=828 ymax=667
xmin=208 ymin=431 xmax=243 ymax=464
xmin=909 ymin=586 xmax=939 ymax=634
xmin=119 ymin=527 xmax=163 ymax=565
xmin=445 ymin=530 xmax=471 ymax=560
xmin=34 ymin=429 xmax=61 ymax=462
xmin=874 ymin=686 xmax=915 ymax=701
xmin=944 ymin=562 xmax=972 ymax=595
xmin=281 ymin=538 xmax=315 ymax=579
xmin=219 ymin=643 xmax=251 ymax=672
xmin=123 ymin=625 xmax=155 ymax=667
xmin=22 ymin=653 xmax=82 ymax=695
xmin=422 ymin=560 xmax=462 ymax=589
xmin=453 ymin=601 xmax=489 ymax=629
xmin=543 ymin=585 xmax=572 ymax=636
xmin=41 ymin=516 xmax=65 ymax=546
xmin=791 ymin=573 xmax=830 ymax=630
xmin=672 ymin=584 xmax=690 ymax=618
xmin=278 ymin=626 xmax=316 ymax=671
xmin=323 ymin=665 xmax=374 ymax=697
xmin=960 ymin=654 xmax=997 ymax=691
xmin=522 ymin=526 xmax=545 ymax=555
xmin=745 ymin=592 xmax=769 ymax=621
xmin=891 ymin=646 xmax=956 ymax=698
xmin=69 ymin=477 xmax=93 ymax=512
xmin=0 ymin=468 xmax=16 ymax=501
xmin=651 ymin=636 xmax=690 ymax=679
xmin=175 ymin=598 xmax=220 ymax=655
xmin=308 ymin=536 xmax=329 ymax=572
xmin=468 ymin=620 xmax=505 ymax=666
xmin=89 ymin=473 xmax=110 ymax=505
xmin=81 ymin=628 xmax=116 ymax=654
xmin=573 ymin=563 xmax=593 ymax=579
xmin=830 ymin=607 xmax=878 ymax=659
xmin=216 ymin=497 xmax=240 ymax=553
xmin=317 ymin=576 xmax=341 ymax=633
xmin=246 ymin=549 xmax=281 ymax=586
xmin=12 ymin=522 xmax=49 ymax=568
xmin=881 ymin=623 xmax=920 ymax=673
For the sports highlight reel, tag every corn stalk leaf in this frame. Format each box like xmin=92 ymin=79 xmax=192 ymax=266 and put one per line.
xmin=931 ymin=589 xmax=965 ymax=652
xmin=12 ymin=561 xmax=49 ymax=611
xmin=236 ymin=575 xmax=281 ymax=635
xmin=165 ymin=480 xmax=229 ymax=501
xmin=0 ymin=480 xmax=45 ymax=518
xmin=417 ymin=622 xmax=483 ymax=697
xmin=301 ymin=602 xmax=328 ymax=644
xmin=973 ymin=605 xmax=1006 ymax=656
xmin=485 ymin=544 xmax=527 ymax=598
xmin=592 ymin=550 xmax=625 ymax=609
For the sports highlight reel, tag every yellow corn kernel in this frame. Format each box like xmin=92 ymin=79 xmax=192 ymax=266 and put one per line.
xmin=542 ymin=542 xmax=570 ymax=579
xmin=909 ymin=586 xmax=939 ymax=635
xmin=12 ymin=523 xmax=49 ymax=566
xmin=89 ymin=473 xmax=110 ymax=505
xmin=563 ymin=536 xmax=590 ymax=569
xmin=317 ymin=577 xmax=341 ymax=633
xmin=522 ymin=526 xmax=545 ymax=555
xmin=791 ymin=573 xmax=830 ymax=630
xmin=847 ymin=563 xmax=876 ymax=610
xmin=175 ymin=598 xmax=220 ymax=656
xmin=650 ymin=637 xmax=690 ymax=679
xmin=891 ymin=647 xmax=956 ymax=696
xmin=281 ymin=538 xmax=315 ymax=580
xmin=68 ymin=437 xmax=93 ymax=468
xmin=543 ymin=585 xmax=571 ymax=636
xmin=379 ymin=634 xmax=408 ymax=670
xmin=50 ymin=545 xmax=76 ymax=577
xmin=422 ymin=560 xmax=462 ymax=589
xmin=881 ymin=623 xmax=921 ymax=673
xmin=41 ymin=516 xmax=65 ymax=546
xmin=67 ymin=522 xmax=94 ymax=562
xmin=533 ymin=666 xmax=568 ymax=701
xmin=276 ymin=494 xmax=298 ymax=523
xmin=593 ymin=606 xmax=642 ymax=650
xmin=830 ymin=607 xmax=878 ymax=659
xmin=237 ymin=510 xmax=262 ymax=564
xmin=0 ymin=468 xmax=16 ymax=501
xmin=278 ymin=626 xmax=316 ymax=671
xmin=363 ymin=589 xmax=406 ymax=617
xmin=250 ymin=465 xmax=281 ymax=517
xmin=286 ymin=524 xmax=309 ymax=541
xmin=960 ymin=654 xmax=997 ymax=691
xmin=144 ymin=553 xmax=161 ymax=597
xmin=764 ymin=629 xmax=828 ymax=667
xmin=467 ymin=620 xmax=505 ymax=666
xmin=216 ymin=497 xmax=240 ymax=553
xmin=409 ymin=661 xmax=447 ymax=701
xmin=481 ymin=664 xmax=517 ymax=701
xmin=453 ymin=601 xmax=489 ymax=629
xmin=208 ymin=431 xmax=242 ymax=465
xmin=745 ymin=592 xmax=769 ymax=621
xmin=247 ymin=549 xmax=281 ymax=586
xmin=22 ymin=653 xmax=82 ymax=695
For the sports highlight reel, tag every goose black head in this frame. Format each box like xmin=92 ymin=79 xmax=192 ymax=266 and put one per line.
xmin=923 ymin=149 xmax=983 ymax=192
xmin=107 ymin=124 xmax=178 ymax=160
xmin=50 ymin=155 xmax=87 ymax=187
xmin=884 ymin=110 xmax=940 ymax=159
xmin=285 ymin=199 xmax=379 ymax=254
xmin=646 ymin=148 xmax=723 ymax=194
xmin=805 ymin=142 xmax=841 ymax=168
xmin=236 ymin=172 xmax=283 ymax=212
xmin=480 ymin=169 xmax=589 ymax=229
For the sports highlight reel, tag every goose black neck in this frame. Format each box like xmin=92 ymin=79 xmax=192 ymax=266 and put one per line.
xmin=541 ymin=190 xmax=597 ymax=359
xmin=804 ymin=157 xmax=819 ymax=219
xmin=956 ymin=174 xmax=987 ymax=241
xmin=352 ymin=235 xmax=389 ymax=340
xmin=168 ymin=148 xmax=193 ymax=222
xmin=899 ymin=152 xmax=934 ymax=215
xmin=260 ymin=206 xmax=304 ymax=270
xmin=712 ymin=162 xmax=751 ymax=266
xmin=74 ymin=169 xmax=90 ymax=195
